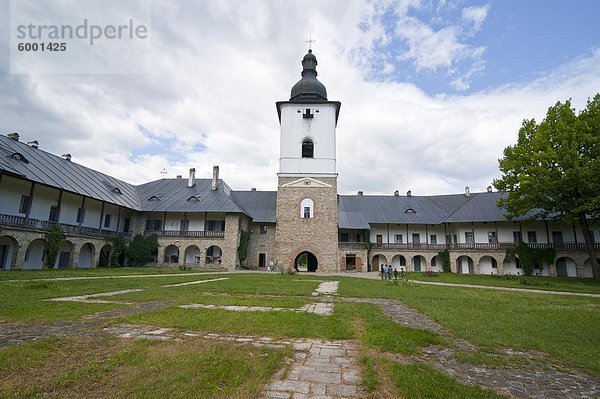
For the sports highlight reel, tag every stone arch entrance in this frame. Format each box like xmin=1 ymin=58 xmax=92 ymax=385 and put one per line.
xmin=457 ymin=255 xmax=474 ymax=274
xmin=0 ymin=235 xmax=18 ymax=270
xmin=24 ymin=239 xmax=45 ymax=269
xmin=77 ymin=243 xmax=95 ymax=268
xmin=295 ymin=251 xmax=318 ymax=272
xmin=99 ymin=244 xmax=113 ymax=267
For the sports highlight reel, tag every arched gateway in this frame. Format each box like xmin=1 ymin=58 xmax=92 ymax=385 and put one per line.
xmin=295 ymin=251 xmax=318 ymax=272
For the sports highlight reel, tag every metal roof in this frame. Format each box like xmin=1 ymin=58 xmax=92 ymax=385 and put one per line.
xmin=338 ymin=192 xmax=521 ymax=228
xmin=136 ymin=178 xmax=251 ymax=215
xmin=0 ymin=135 xmax=141 ymax=209
xmin=233 ymin=191 xmax=277 ymax=223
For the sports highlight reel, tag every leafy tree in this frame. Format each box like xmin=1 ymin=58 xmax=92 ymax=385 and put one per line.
xmin=126 ymin=234 xmax=158 ymax=266
xmin=237 ymin=230 xmax=251 ymax=268
xmin=44 ymin=225 xmax=65 ymax=269
xmin=109 ymin=235 xmax=127 ymax=267
xmin=494 ymin=94 xmax=600 ymax=281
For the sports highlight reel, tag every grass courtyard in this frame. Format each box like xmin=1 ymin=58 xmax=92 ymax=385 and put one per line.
xmin=0 ymin=268 xmax=599 ymax=398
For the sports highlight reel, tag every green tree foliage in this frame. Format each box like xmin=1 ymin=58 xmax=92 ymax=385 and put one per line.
xmin=44 ymin=225 xmax=65 ymax=269
xmin=437 ymin=250 xmax=451 ymax=273
xmin=126 ymin=234 xmax=158 ymax=266
xmin=494 ymin=94 xmax=600 ymax=280
xmin=237 ymin=230 xmax=251 ymax=268
xmin=505 ymin=242 xmax=556 ymax=276
xmin=109 ymin=235 xmax=127 ymax=267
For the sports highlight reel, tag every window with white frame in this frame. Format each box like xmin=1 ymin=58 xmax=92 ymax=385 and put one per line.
xmin=394 ymin=234 xmax=403 ymax=244
xmin=300 ymin=198 xmax=314 ymax=219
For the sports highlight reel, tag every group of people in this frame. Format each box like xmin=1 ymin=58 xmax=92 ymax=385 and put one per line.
xmin=380 ymin=264 xmax=403 ymax=280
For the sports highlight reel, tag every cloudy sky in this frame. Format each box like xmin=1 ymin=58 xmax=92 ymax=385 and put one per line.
xmin=1 ymin=0 xmax=599 ymax=196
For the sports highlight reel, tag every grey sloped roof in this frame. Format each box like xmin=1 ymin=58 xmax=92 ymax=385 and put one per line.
xmin=338 ymin=191 xmax=524 ymax=228
xmin=0 ymin=136 xmax=141 ymax=209
xmin=233 ymin=191 xmax=277 ymax=223
xmin=444 ymin=192 xmax=508 ymax=222
xmin=338 ymin=195 xmax=451 ymax=228
xmin=136 ymin=178 xmax=251 ymax=215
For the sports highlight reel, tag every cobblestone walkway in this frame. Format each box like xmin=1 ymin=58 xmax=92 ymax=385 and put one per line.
xmin=262 ymin=340 xmax=361 ymax=399
xmin=342 ymin=297 xmax=600 ymax=399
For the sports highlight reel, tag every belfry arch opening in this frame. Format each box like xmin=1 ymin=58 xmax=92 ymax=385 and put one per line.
xmin=302 ymin=138 xmax=314 ymax=158
xmin=295 ymin=251 xmax=318 ymax=272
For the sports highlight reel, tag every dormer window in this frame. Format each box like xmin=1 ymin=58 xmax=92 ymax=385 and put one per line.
xmin=404 ymin=208 xmax=416 ymax=214
xmin=187 ymin=196 xmax=200 ymax=202
xmin=112 ymin=187 xmax=122 ymax=195
xmin=148 ymin=195 xmax=161 ymax=201
xmin=302 ymin=139 xmax=314 ymax=158
xmin=9 ymin=152 xmax=28 ymax=163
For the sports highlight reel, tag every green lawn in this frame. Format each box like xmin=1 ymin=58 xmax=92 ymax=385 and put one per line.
xmin=405 ymin=272 xmax=600 ymax=294
xmin=1 ymin=269 xmax=599 ymax=397
xmin=338 ymin=277 xmax=600 ymax=374
xmin=0 ymin=266 xmax=205 ymax=281
xmin=0 ymin=336 xmax=287 ymax=399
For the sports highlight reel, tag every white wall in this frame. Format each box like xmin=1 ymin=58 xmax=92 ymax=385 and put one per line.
xmin=279 ymin=103 xmax=337 ymax=176
xmin=0 ymin=176 xmax=31 ymax=216
xmin=29 ymin=185 xmax=59 ymax=221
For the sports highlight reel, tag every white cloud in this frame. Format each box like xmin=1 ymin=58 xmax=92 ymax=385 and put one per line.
xmin=462 ymin=4 xmax=490 ymax=33
xmin=0 ymin=0 xmax=599 ymax=199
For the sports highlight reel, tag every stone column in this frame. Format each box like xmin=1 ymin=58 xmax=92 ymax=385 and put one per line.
xmin=547 ymin=263 xmax=557 ymax=277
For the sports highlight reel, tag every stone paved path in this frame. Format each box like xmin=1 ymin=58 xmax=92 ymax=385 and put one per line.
xmin=262 ymin=340 xmax=361 ymax=399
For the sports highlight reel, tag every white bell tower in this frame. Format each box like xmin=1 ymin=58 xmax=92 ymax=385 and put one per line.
xmin=274 ymin=49 xmax=341 ymax=273
xmin=276 ymin=49 xmax=341 ymax=177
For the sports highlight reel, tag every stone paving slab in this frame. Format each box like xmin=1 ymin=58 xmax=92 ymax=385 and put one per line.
xmin=312 ymin=281 xmax=339 ymax=296
xmin=44 ymin=289 xmax=143 ymax=304
xmin=261 ymin=340 xmax=362 ymax=399
xmin=162 ymin=277 xmax=230 ymax=287
xmin=180 ymin=302 xmax=334 ymax=316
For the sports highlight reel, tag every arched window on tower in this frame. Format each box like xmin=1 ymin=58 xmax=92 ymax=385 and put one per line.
xmin=302 ymin=138 xmax=314 ymax=158
xmin=300 ymin=198 xmax=314 ymax=219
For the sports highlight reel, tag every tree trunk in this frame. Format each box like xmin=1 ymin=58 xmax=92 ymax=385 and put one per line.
xmin=579 ymin=213 xmax=600 ymax=281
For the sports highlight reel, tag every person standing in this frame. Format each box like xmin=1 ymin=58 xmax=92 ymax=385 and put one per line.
xmin=394 ymin=267 xmax=398 ymax=280
xmin=381 ymin=264 xmax=386 ymax=280
xmin=387 ymin=265 xmax=392 ymax=280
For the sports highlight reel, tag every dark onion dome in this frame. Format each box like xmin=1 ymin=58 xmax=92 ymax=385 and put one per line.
xmin=290 ymin=49 xmax=328 ymax=101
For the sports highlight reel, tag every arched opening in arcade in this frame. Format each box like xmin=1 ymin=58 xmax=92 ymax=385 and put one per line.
xmin=295 ymin=251 xmax=318 ymax=272
xmin=99 ymin=244 xmax=113 ymax=267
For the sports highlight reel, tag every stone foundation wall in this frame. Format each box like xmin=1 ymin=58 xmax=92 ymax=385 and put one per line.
xmin=274 ymin=177 xmax=339 ymax=272
xmin=246 ymin=223 xmax=276 ymax=268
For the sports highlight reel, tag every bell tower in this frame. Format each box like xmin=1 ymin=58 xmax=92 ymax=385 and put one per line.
xmin=274 ymin=49 xmax=341 ymax=272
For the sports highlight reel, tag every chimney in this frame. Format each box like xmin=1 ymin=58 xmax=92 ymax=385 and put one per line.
xmin=7 ymin=132 xmax=19 ymax=141
xmin=465 ymin=186 xmax=470 ymax=197
xmin=251 ymin=187 xmax=257 ymax=191
xmin=487 ymin=185 xmax=492 ymax=193
xmin=211 ymin=165 xmax=219 ymax=191
xmin=176 ymin=175 xmax=182 ymax=179
xmin=27 ymin=140 xmax=39 ymax=149
xmin=393 ymin=190 xmax=399 ymax=196
xmin=61 ymin=154 xmax=71 ymax=161
xmin=406 ymin=190 xmax=412 ymax=197
xmin=357 ymin=191 xmax=363 ymax=196
xmin=188 ymin=168 xmax=196 ymax=187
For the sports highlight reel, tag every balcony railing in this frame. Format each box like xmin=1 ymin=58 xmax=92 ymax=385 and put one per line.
xmin=0 ymin=213 xmax=131 ymax=239
xmin=145 ymin=230 xmax=225 ymax=238
xmin=342 ymin=240 xmax=600 ymax=251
